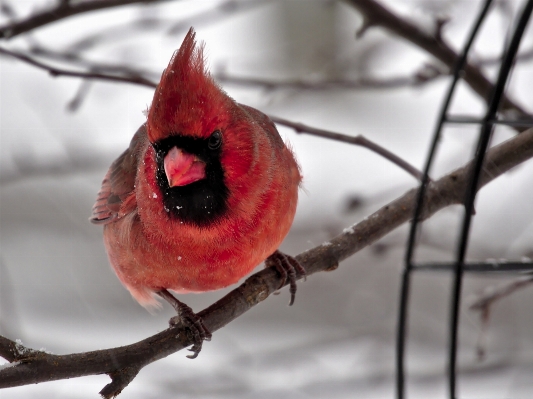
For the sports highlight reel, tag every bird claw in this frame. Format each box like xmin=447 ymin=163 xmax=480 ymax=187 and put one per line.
xmin=158 ymin=289 xmax=212 ymax=359
xmin=169 ymin=304 xmax=212 ymax=359
xmin=265 ymin=250 xmax=306 ymax=306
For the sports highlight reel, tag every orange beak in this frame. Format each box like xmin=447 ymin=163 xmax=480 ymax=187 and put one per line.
xmin=163 ymin=147 xmax=206 ymax=187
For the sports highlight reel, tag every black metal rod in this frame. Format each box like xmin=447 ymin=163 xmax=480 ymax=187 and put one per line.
xmin=445 ymin=116 xmax=533 ymax=127
xmin=448 ymin=2 xmax=533 ymax=398
xmin=412 ymin=262 xmax=533 ymax=273
xmin=396 ymin=1 xmax=495 ymax=398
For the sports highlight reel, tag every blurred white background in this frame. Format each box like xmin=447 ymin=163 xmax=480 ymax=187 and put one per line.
xmin=1 ymin=0 xmax=533 ymax=398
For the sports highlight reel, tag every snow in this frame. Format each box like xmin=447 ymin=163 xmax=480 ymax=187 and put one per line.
xmin=342 ymin=226 xmax=355 ymax=234
xmin=0 ymin=361 xmax=20 ymax=371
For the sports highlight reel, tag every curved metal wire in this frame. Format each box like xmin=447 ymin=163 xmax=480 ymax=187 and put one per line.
xmin=449 ymin=2 xmax=533 ymax=397
xmin=396 ymin=0 xmax=533 ymax=398
xmin=396 ymin=1 xmax=495 ymax=397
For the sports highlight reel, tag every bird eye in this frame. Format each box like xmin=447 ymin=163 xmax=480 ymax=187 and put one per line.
xmin=208 ymin=130 xmax=222 ymax=150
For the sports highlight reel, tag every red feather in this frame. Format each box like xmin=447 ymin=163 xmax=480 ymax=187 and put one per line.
xmin=92 ymin=28 xmax=301 ymax=308
xmin=147 ymin=29 xmax=230 ymax=142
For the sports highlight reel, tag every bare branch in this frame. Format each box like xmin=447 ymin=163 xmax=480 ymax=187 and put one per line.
xmin=216 ymin=63 xmax=445 ymax=91
xmin=470 ymin=276 xmax=533 ymax=316
xmin=26 ymin=43 xmax=446 ymax=93
xmin=271 ymin=116 xmax=427 ymax=182
xmin=100 ymin=367 xmax=139 ymax=399
xmin=344 ymin=0 xmax=530 ymax=119
xmin=18 ymin=45 xmax=447 ymax=97
xmin=40 ymin=0 xmax=269 ymax=54
xmin=355 ymin=16 xmax=375 ymax=39
xmin=0 ymin=0 xmax=170 ymax=39
xmin=0 ymin=44 xmax=430 ymax=184
xmin=434 ymin=16 xmax=450 ymax=43
xmin=0 ymin=47 xmax=157 ymax=88
xmin=0 ymin=41 xmax=520 ymax=186
xmin=2 ymin=127 xmax=533 ymax=397
xmin=478 ymin=46 xmax=533 ymax=66
xmin=28 ymin=44 xmax=161 ymax=80
xmin=66 ymin=80 xmax=93 ymax=111
xmin=470 ymin=275 xmax=533 ymax=360
xmin=166 ymin=0 xmax=271 ymax=35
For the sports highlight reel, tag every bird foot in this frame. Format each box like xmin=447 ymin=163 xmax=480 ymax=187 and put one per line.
xmin=157 ymin=289 xmax=212 ymax=359
xmin=265 ymin=250 xmax=306 ymax=306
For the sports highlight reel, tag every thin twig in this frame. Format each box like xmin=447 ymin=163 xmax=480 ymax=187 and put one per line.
xmin=0 ymin=47 xmax=157 ymax=88
xmin=271 ymin=116 xmax=427 ymax=182
xmin=28 ymin=44 xmax=160 ymax=80
xmin=0 ymin=44 xmax=427 ymax=183
xmin=477 ymin=46 xmax=533 ymax=66
xmin=28 ymin=44 xmax=445 ymax=92
xmin=216 ymin=63 xmax=444 ymax=91
xmin=67 ymin=80 xmax=93 ymax=112
xmin=0 ymin=0 xmax=170 ymax=39
xmin=470 ymin=275 xmax=533 ymax=360
xmin=37 ymin=0 xmax=269 ymax=53
xmin=344 ymin=0 xmax=529 ymax=122
xmin=470 ymin=275 xmax=533 ymax=318
xmin=2 ymin=127 xmax=533 ymax=397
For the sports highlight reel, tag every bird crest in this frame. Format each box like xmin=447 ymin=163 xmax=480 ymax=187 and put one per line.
xmin=147 ymin=28 xmax=229 ymax=142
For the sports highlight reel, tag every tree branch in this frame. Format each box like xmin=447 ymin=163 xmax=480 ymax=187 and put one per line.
xmin=478 ymin=46 xmax=533 ymax=66
xmin=0 ymin=46 xmax=427 ymax=182
xmin=270 ymin=116 xmax=427 ymax=181
xmin=28 ymin=44 xmax=160 ymax=79
xmin=2 ymin=0 xmax=529 ymax=121
xmin=0 ymin=47 xmax=157 ymax=88
xmin=470 ymin=275 xmax=533 ymax=360
xmin=34 ymin=0 xmax=269 ymax=54
xmin=215 ymin=63 xmax=445 ymax=91
xmin=344 ymin=0 xmax=530 ymax=119
xmin=24 ymin=43 xmax=446 ymax=93
xmin=0 ymin=0 xmax=170 ymax=39
xmin=2 ymin=127 xmax=533 ymax=397
xmin=470 ymin=275 xmax=533 ymax=316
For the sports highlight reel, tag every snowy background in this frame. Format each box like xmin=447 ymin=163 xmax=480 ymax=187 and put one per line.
xmin=1 ymin=0 xmax=533 ymax=398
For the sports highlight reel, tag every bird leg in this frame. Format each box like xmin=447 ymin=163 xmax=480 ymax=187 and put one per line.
xmin=265 ymin=250 xmax=306 ymax=306
xmin=156 ymin=289 xmax=212 ymax=359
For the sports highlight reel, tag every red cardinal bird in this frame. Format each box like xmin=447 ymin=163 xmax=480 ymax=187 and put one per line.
xmin=91 ymin=28 xmax=303 ymax=357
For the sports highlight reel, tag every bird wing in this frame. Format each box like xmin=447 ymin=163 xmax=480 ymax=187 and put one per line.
xmin=90 ymin=124 xmax=147 ymax=225
xmin=239 ymin=104 xmax=285 ymax=149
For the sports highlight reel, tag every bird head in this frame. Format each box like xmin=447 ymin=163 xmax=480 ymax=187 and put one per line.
xmin=145 ymin=28 xmax=250 ymax=226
